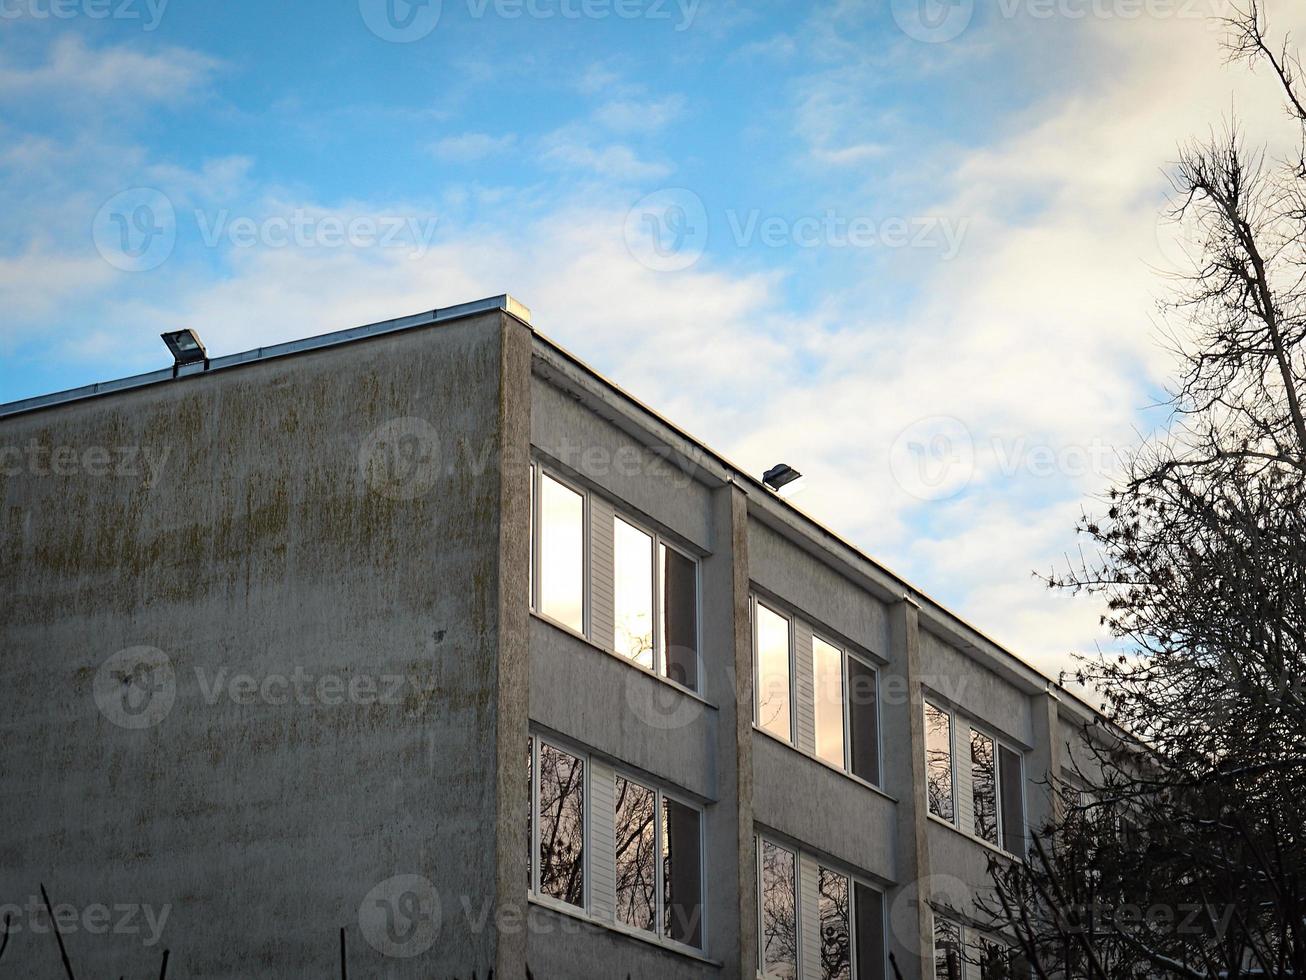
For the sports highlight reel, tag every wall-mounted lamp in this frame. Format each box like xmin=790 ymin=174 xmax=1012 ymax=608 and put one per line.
xmin=161 ymin=329 xmax=208 ymax=366
xmin=762 ymin=463 xmax=805 ymax=498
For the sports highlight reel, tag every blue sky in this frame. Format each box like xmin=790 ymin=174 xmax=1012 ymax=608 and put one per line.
xmin=3 ymin=0 xmax=1301 ymax=678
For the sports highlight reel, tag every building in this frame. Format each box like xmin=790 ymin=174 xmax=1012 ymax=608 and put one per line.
xmin=0 ymin=295 xmax=1099 ymax=979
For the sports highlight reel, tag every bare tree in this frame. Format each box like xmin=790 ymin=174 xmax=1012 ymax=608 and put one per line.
xmin=983 ymin=4 xmax=1306 ymax=977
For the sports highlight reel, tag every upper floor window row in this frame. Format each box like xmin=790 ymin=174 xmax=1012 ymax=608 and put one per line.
xmin=530 ymin=463 xmax=701 ymax=692
xmin=752 ymin=594 xmax=882 ymax=788
xmin=924 ymin=700 xmax=1026 ymax=855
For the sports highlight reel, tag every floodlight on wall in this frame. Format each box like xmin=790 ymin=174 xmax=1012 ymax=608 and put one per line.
xmin=161 ymin=329 xmax=208 ymax=366
xmin=762 ymin=463 xmax=805 ymax=498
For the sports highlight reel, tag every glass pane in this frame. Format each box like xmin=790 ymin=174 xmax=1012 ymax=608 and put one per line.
xmin=614 ymin=775 xmax=656 ymax=932
xmin=613 ymin=517 xmax=654 ymax=668
xmin=756 ymin=604 xmax=792 ymax=742
xmin=999 ymin=745 xmax=1024 ymax=855
xmin=813 ymin=637 xmax=845 ymax=768
xmin=853 ymin=882 xmax=885 ymax=980
xmin=933 ymin=916 xmax=962 ymax=980
xmin=661 ymin=544 xmax=699 ymax=690
xmin=537 ymin=743 xmax=585 ymax=908
xmin=761 ymin=840 xmax=798 ymax=978
xmin=971 ymin=936 xmax=1020 ymax=980
xmin=924 ymin=702 xmax=954 ymax=823
xmin=848 ymin=657 xmax=879 ymax=785
xmin=662 ymin=796 xmax=703 ymax=947
xmin=818 ymin=867 xmax=851 ymax=980
xmin=971 ymin=729 xmax=998 ymax=845
xmin=539 ymin=475 xmax=584 ymax=632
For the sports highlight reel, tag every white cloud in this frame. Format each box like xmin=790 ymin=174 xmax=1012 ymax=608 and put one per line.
xmin=593 ymin=95 xmax=686 ymax=133
xmin=430 ymin=132 xmax=518 ymax=162
xmin=0 ymin=35 xmax=220 ymax=110
xmin=537 ymin=127 xmax=672 ymax=181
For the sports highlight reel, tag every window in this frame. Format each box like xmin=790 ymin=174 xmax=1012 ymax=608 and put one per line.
xmin=613 ymin=517 xmax=655 ymax=668
xmin=813 ymin=637 xmax=845 ymax=768
xmin=534 ymin=468 xmax=586 ymax=634
xmin=970 ymin=933 xmax=1030 ymax=980
xmin=529 ymin=739 xmax=585 ymax=910
xmin=924 ymin=701 xmax=954 ymax=823
xmin=757 ymin=842 xmax=886 ymax=980
xmin=662 ymin=543 xmax=699 ymax=690
xmin=662 ymin=795 xmax=703 ymax=946
xmin=998 ymin=744 xmax=1025 ymax=855
xmin=759 ymin=839 xmax=798 ymax=978
xmin=819 ymin=867 xmax=851 ymax=980
xmin=611 ymin=515 xmax=700 ymax=689
xmin=814 ymin=634 xmax=882 ymax=786
xmin=754 ymin=600 xmax=793 ymax=743
xmin=614 ymin=775 xmax=656 ymax=931
xmin=971 ymin=729 xmax=998 ymax=846
xmin=613 ymin=774 xmax=704 ymax=948
xmin=933 ymin=915 xmax=962 ymax=980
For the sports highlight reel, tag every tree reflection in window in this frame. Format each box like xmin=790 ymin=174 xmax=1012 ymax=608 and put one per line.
xmin=924 ymin=702 xmax=954 ymax=823
xmin=818 ymin=867 xmax=852 ymax=980
xmin=971 ymin=729 xmax=998 ymax=845
xmin=761 ymin=839 xmax=798 ymax=978
xmin=614 ymin=775 xmax=656 ymax=932
xmin=537 ymin=742 xmax=585 ymax=908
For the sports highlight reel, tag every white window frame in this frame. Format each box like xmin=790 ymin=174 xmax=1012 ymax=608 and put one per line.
xmin=751 ymin=594 xmax=797 ymax=745
xmin=754 ymin=834 xmax=889 ymax=980
xmin=611 ymin=509 xmax=703 ymax=693
xmin=527 ymin=734 xmax=590 ymax=913
xmin=755 ymin=835 xmax=800 ymax=979
xmin=613 ymin=770 xmax=707 ymax=952
xmin=922 ymin=698 xmax=1028 ymax=856
xmin=813 ymin=631 xmax=883 ymax=788
xmin=529 ymin=462 xmax=591 ymax=638
xmin=923 ymin=698 xmax=957 ymax=826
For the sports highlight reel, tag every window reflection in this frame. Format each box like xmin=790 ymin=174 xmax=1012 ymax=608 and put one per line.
xmin=661 ymin=543 xmax=698 ymax=690
xmin=818 ymin=867 xmax=852 ymax=980
xmin=848 ymin=657 xmax=880 ymax=786
xmin=924 ymin=702 xmax=954 ymax=823
xmin=537 ymin=742 xmax=585 ymax=908
xmin=662 ymin=796 xmax=703 ymax=947
xmin=539 ymin=474 xmax=584 ymax=632
xmin=614 ymin=775 xmax=656 ymax=933
xmin=971 ymin=729 xmax=998 ymax=845
xmin=755 ymin=603 xmax=792 ymax=742
xmin=813 ymin=637 xmax=845 ymax=767
xmin=761 ymin=840 xmax=798 ymax=978
xmin=934 ymin=916 xmax=962 ymax=980
xmin=613 ymin=517 xmax=654 ymax=668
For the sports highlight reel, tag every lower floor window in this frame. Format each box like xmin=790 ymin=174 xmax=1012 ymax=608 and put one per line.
xmin=758 ymin=837 xmax=886 ymax=980
xmin=613 ymin=774 xmax=704 ymax=948
xmin=529 ymin=738 xmax=586 ymax=910
xmin=934 ymin=914 xmax=1028 ymax=980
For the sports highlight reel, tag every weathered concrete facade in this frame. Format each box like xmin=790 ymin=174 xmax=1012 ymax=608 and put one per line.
xmin=0 ymin=296 xmax=1097 ymax=979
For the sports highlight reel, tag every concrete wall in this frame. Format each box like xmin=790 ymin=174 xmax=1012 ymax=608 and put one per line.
xmin=0 ymin=311 xmax=518 ymax=978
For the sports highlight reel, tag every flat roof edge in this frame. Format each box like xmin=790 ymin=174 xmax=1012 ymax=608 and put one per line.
xmin=0 ymin=294 xmax=531 ymax=420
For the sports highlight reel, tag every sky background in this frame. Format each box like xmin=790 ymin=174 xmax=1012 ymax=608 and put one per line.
xmin=3 ymin=0 xmax=1304 ymax=681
